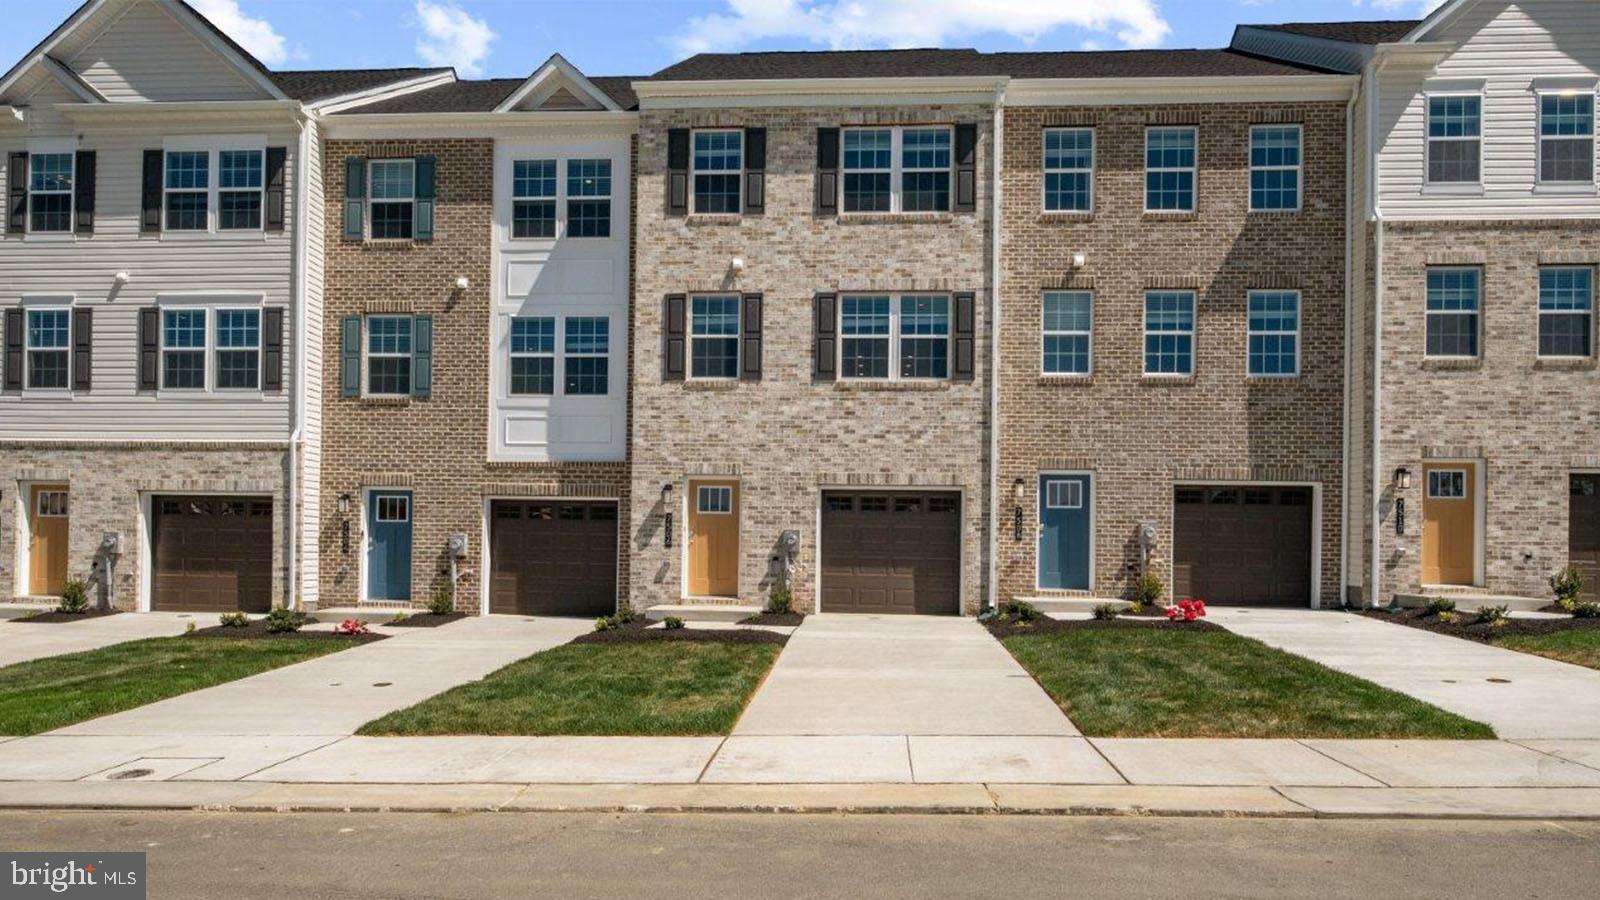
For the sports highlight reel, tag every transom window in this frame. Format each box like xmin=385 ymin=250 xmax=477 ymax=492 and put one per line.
xmin=27 ymin=153 xmax=73 ymax=233
xmin=509 ymin=316 xmax=555 ymax=395
xmin=1247 ymin=291 xmax=1300 ymax=377
xmin=563 ymin=316 xmax=609 ymax=394
xmin=369 ymin=159 xmax=416 ymax=240
xmin=36 ymin=490 xmax=68 ymax=517
xmin=1145 ymin=127 xmax=1196 ymax=212
xmin=25 ymin=308 xmax=70 ymax=389
xmin=215 ymin=309 xmax=261 ymax=389
xmin=1249 ymin=125 xmax=1301 ymax=211
xmin=566 ymin=159 xmax=611 ymax=238
xmin=1043 ymin=128 xmax=1093 ymax=212
xmin=366 ymin=315 xmax=414 ymax=395
xmin=1041 ymin=291 xmax=1092 ymax=375
xmin=1539 ymin=93 xmax=1595 ymax=184
xmin=164 ymin=148 xmax=263 ymax=232
xmin=511 ymin=159 xmax=556 ymax=238
xmin=1144 ymin=291 xmax=1195 ymax=375
xmin=690 ymin=295 xmax=740 ymax=379
xmin=1426 ymin=96 xmax=1481 ymax=184
xmin=375 ymin=494 xmax=410 ymax=522
xmin=1425 ymin=267 xmax=1480 ymax=358
xmin=1045 ymin=480 xmax=1084 ymax=509
xmin=692 ymin=130 xmax=742 ymax=214
xmin=697 ymin=485 xmax=733 ymax=514
xmin=841 ymin=126 xmax=952 ymax=213
xmin=839 ymin=294 xmax=950 ymax=379
xmin=1539 ymin=266 xmax=1594 ymax=358
xmin=1428 ymin=469 xmax=1467 ymax=499
xmin=161 ymin=309 xmax=207 ymax=389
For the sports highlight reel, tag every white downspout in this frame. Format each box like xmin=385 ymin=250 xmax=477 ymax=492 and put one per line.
xmin=1339 ymin=81 xmax=1357 ymax=609
xmin=985 ymin=80 xmax=1006 ymax=614
xmin=286 ymin=109 xmax=311 ymax=611
xmin=1367 ymin=57 xmax=1386 ymax=608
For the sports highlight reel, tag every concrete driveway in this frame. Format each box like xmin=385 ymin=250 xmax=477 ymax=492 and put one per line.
xmin=0 ymin=612 xmax=196 ymax=668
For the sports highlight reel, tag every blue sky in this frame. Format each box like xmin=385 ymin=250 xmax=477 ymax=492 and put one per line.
xmin=3 ymin=0 xmax=1445 ymax=80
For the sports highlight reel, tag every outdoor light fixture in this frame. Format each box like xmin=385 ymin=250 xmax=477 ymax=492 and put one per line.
xmin=338 ymin=493 xmax=351 ymax=515
xmin=1012 ymin=478 xmax=1025 ymax=541
xmin=1394 ymin=467 xmax=1412 ymax=490
xmin=113 ymin=271 xmax=131 ymax=285
xmin=1071 ymin=252 xmax=1086 ymax=268
xmin=662 ymin=483 xmax=675 ymax=549
xmin=730 ymin=257 xmax=745 ymax=272
xmin=455 ymin=276 xmax=470 ymax=290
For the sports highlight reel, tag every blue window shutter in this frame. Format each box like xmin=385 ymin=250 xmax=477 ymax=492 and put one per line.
xmin=412 ymin=314 xmax=432 ymax=398
xmin=343 ymin=157 xmax=366 ymax=240
xmin=341 ymin=316 xmax=361 ymax=397
xmin=414 ymin=156 xmax=436 ymax=241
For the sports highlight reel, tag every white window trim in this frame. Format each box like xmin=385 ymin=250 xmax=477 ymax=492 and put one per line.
xmin=152 ymin=296 xmax=266 ymax=395
xmin=509 ymin=158 xmax=557 ymax=240
xmin=837 ymin=293 xmax=952 ymax=382
xmin=690 ymin=129 xmax=743 ymax=215
xmin=364 ymin=313 xmax=415 ymax=397
xmin=506 ymin=315 xmax=556 ymax=396
xmin=25 ymin=147 xmax=75 ymax=236
xmin=1427 ymin=468 xmax=1468 ymax=500
xmin=696 ymin=485 xmax=733 ymax=515
xmin=1247 ymin=124 xmax=1302 ymax=213
xmin=21 ymin=298 xmax=73 ymax=395
xmin=161 ymin=136 xmax=267 ymax=236
xmin=1143 ymin=291 xmax=1196 ymax=377
xmin=688 ymin=294 xmax=741 ymax=381
xmin=840 ymin=125 xmax=954 ymax=215
xmin=375 ymin=494 xmax=411 ymax=522
xmin=1041 ymin=127 xmax=1094 ymax=213
xmin=1537 ymin=266 xmax=1595 ymax=360
xmin=564 ymin=158 xmax=613 ymax=238
xmin=1044 ymin=479 xmax=1084 ymax=509
xmin=1424 ymin=267 xmax=1482 ymax=360
xmin=367 ymin=158 xmax=416 ymax=242
xmin=1144 ymin=126 xmax=1197 ymax=214
xmin=1246 ymin=290 xmax=1301 ymax=379
xmin=158 ymin=307 xmax=209 ymax=393
xmin=1423 ymin=92 xmax=1484 ymax=189
xmin=561 ymin=314 xmax=612 ymax=395
xmin=1040 ymin=290 xmax=1093 ymax=377
xmin=35 ymin=488 xmax=68 ymax=518
xmin=1536 ymin=91 xmax=1597 ymax=187
xmin=212 ymin=306 xmax=264 ymax=391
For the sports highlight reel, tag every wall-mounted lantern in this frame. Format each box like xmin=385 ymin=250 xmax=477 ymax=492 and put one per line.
xmin=662 ymin=483 xmax=675 ymax=549
xmin=1012 ymin=477 xmax=1025 ymax=541
xmin=1394 ymin=467 xmax=1412 ymax=491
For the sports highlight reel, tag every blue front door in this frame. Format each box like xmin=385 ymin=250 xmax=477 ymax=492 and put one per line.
xmin=367 ymin=491 xmax=413 ymax=601
xmin=1038 ymin=475 xmax=1091 ymax=590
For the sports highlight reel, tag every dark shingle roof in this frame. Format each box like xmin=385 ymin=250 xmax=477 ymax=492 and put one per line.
xmin=332 ymin=75 xmax=640 ymax=114
xmin=982 ymin=49 xmax=1327 ymax=78
xmin=269 ymin=68 xmax=450 ymax=102
xmin=1248 ymin=20 xmax=1421 ymax=45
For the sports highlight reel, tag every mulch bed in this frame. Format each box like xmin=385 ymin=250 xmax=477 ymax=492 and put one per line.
xmin=187 ymin=620 xmax=387 ymax=642
xmin=12 ymin=608 xmax=122 ymax=623
xmin=738 ymin=612 xmax=805 ymax=626
xmin=384 ymin=612 xmax=468 ymax=628
xmin=572 ymin=624 xmax=789 ymax=646
xmin=1360 ymin=608 xmax=1600 ymax=643
xmin=986 ymin=614 xmax=1221 ymax=640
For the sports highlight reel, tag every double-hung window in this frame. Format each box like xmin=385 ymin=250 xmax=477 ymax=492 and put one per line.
xmin=1425 ymin=267 xmax=1480 ymax=358
xmin=217 ymin=150 xmax=263 ymax=229
xmin=841 ymin=126 xmax=951 ymax=213
xmin=1539 ymin=266 xmax=1593 ymax=358
xmin=1538 ymin=93 xmax=1595 ymax=184
xmin=214 ymin=309 xmax=261 ymax=389
xmin=164 ymin=151 xmax=209 ymax=231
xmin=164 ymin=148 xmax=264 ymax=232
xmin=692 ymin=131 xmax=742 ymax=214
xmin=563 ymin=316 xmax=609 ymax=394
xmin=1247 ymin=291 xmax=1300 ymax=377
xmin=369 ymin=160 xmax=415 ymax=240
xmin=1249 ymin=125 xmax=1301 ymax=211
xmin=840 ymin=295 xmax=891 ymax=377
xmin=366 ymin=315 xmax=413 ymax=395
xmin=1041 ymin=291 xmax=1092 ymax=376
xmin=25 ymin=308 xmax=70 ymax=389
xmin=838 ymin=294 xmax=949 ymax=380
xmin=1043 ymin=128 xmax=1093 ymax=212
xmin=509 ymin=317 xmax=555 ymax=395
xmin=690 ymin=295 xmax=740 ymax=378
xmin=566 ymin=159 xmax=611 ymax=238
xmin=161 ymin=309 xmax=207 ymax=389
xmin=27 ymin=153 xmax=73 ymax=233
xmin=1145 ymin=127 xmax=1196 ymax=212
xmin=511 ymin=159 xmax=556 ymax=238
xmin=1144 ymin=291 xmax=1195 ymax=376
xmin=1426 ymin=96 xmax=1481 ymax=184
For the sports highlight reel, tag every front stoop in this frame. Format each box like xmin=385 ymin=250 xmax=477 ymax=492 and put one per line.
xmin=1392 ymin=591 xmax=1550 ymax=614
xmin=1015 ymin=597 xmax=1132 ymax=615
xmin=645 ymin=603 xmax=763 ymax=624
xmin=314 ymin=606 xmax=416 ymax=624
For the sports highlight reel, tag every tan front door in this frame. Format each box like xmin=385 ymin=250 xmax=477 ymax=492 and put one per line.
xmin=687 ymin=480 xmax=739 ymax=597
xmin=1422 ymin=464 xmax=1476 ymax=585
xmin=28 ymin=485 xmax=69 ymax=596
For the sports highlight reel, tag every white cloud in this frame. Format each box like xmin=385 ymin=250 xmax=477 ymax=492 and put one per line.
xmin=189 ymin=0 xmax=288 ymax=66
xmin=413 ymin=1 xmax=497 ymax=76
xmin=671 ymin=0 xmax=1171 ymax=57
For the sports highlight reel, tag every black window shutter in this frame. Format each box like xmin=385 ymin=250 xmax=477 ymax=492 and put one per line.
xmin=340 ymin=316 xmax=361 ymax=397
xmin=952 ymin=291 xmax=976 ymax=381
xmin=8 ymin=153 xmax=28 ymax=234
xmin=667 ymin=129 xmax=689 ymax=216
xmin=813 ymin=292 xmax=837 ymax=381
xmin=816 ymin=128 xmax=839 ymax=216
xmin=953 ymin=123 xmax=977 ymax=213
xmin=411 ymin=314 xmax=432 ymax=398
xmin=3 ymin=308 xmax=22 ymax=391
xmin=141 ymin=150 xmax=163 ymax=233
xmin=663 ymin=293 xmax=686 ymax=381
xmin=740 ymin=293 xmax=763 ymax=381
xmin=262 ymin=307 xmax=284 ymax=392
xmin=264 ymin=147 xmax=287 ymax=232
xmin=413 ymin=156 xmax=436 ymax=240
xmin=137 ymin=307 xmax=159 ymax=390
xmin=343 ymin=157 xmax=366 ymax=240
xmin=71 ymin=307 xmax=92 ymax=392
xmin=743 ymin=128 xmax=766 ymax=215
xmin=74 ymin=151 xmax=95 ymax=235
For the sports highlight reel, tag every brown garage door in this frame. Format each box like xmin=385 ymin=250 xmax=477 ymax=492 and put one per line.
xmin=820 ymin=491 xmax=960 ymax=615
xmin=151 ymin=496 xmax=273 ymax=613
xmin=1573 ymin=475 xmax=1600 ymax=604
xmin=490 ymin=500 xmax=617 ymax=616
xmin=1173 ymin=486 xmax=1311 ymax=606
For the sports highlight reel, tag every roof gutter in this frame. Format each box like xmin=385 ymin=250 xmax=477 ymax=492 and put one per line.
xmin=321 ymin=109 xmax=638 ymax=139
xmin=1006 ymin=73 xmax=1356 ymax=106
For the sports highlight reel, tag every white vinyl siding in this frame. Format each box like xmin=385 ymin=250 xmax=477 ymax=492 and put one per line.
xmin=65 ymin=0 xmax=267 ymax=102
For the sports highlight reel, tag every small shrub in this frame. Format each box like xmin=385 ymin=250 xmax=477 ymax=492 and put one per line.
xmin=615 ymin=602 xmax=639 ymax=625
xmin=428 ymin=583 xmax=455 ymax=616
xmin=1550 ymin=566 xmax=1585 ymax=612
xmin=663 ymin=616 xmax=686 ymax=630
xmin=1437 ymin=610 xmax=1460 ymax=624
xmin=976 ymin=606 xmax=999 ymax=623
xmin=1425 ymin=597 xmax=1457 ymax=616
xmin=218 ymin=611 xmax=250 ymax=628
xmin=264 ymin=607 xmax=304 ymax=634
xmin=1474 ymin=604 xmax=1510 ymax=627
xmin=1006 ymin=600 xmax=1042 ymax=622
xmin=1092 ymin=603 xmax=1120 ymax=621
xmin=56 ymin=580 xmax=90 ymax=614
xmin=592 ymin=614 xmax=620 ymax=632
xmin=1572 ymin=601 xmax=1600 ymax=619
xmin=390 ymin=612 xmax=410 ymax=624
xmin=765 ymin=583 xmax=794 ymax=615
xmin=1131 ymin=574 xmax=1164 ymax=609
xmin=1166 ymin=598 xmax=1208 ymax=622
xmin=334 ymin=618 xmax=370 ymax=636
xmin=184 ymin=621 xmax=196 ymax=635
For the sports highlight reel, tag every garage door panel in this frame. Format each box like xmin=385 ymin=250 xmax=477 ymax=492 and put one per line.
xmin=821 ymin=491 xmax=960 ymax=615
xmin=490 ymin=500 xmax=617 ymax=617
xmin=1174 ymin=486 xmax=1311 ymax=607
xmin=152 ymin=496 xmax=272 ymax=613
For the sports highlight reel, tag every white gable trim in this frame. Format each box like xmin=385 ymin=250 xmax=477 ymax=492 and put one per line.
xmin=494 ymin=53 xmax=619 ymax=113
xmin=1402 ymin=0 xmax=1483 ymax=43
xmin=306 ymin=69 xmax=458 ymax=115
xmin=41 ymin=55 xmax=107 ymax=103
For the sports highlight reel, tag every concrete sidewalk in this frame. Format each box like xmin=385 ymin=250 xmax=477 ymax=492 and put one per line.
xmin=1210 ymin=607 xmax=1600 ymax=739
xmin=0 ymin=612 xmax=196 ymax=667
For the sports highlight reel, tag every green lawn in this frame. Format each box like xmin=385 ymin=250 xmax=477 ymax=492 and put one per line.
xmin=0 ymin=637 xmax=355 ymax=736
xmin=359 ymin=642 xmax=782 ymax=736
xmin=1495 ymin=630 xmax=1600 ymax=671
xmin=1001 ymin=627 xmax=1495 ymax=739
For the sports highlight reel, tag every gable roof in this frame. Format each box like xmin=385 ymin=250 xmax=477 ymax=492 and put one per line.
xmin=1246 ymin=20 xmax=1423 ymax=45
xmin=493 ymin=53 xmax=620 ymax=112
xmin=331 ymin=74 xmax=638 ymax=115
xmin=270 ymin=67 xmax=451 ymax=103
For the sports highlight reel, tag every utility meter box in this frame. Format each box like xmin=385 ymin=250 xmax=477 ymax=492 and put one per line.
xmin=100 ymin=532 xmax=122 ymax=556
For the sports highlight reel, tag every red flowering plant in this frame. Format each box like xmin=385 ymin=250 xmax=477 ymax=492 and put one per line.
xmin=334 ymin=618 xmax=370 ymax=636
xmin=1166 ymin=598 xmax=1207 ymax=623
